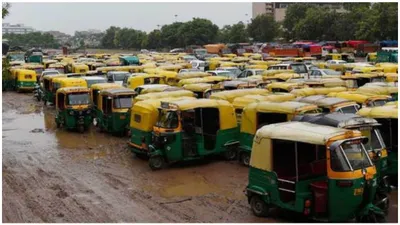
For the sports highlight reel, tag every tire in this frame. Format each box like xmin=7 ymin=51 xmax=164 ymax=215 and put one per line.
xmin=250 ymin=195 xmax=270 ymax=217
xmin=78 ymin=125 xmax=85 ymax=133
xmin=224 ymin=146 xmax=237 ymax=160
xmin=149 ymin=156 xmax=165 ymax=170
xmin=240 ymin=152 xmax=250 ymax=166
xmin=375 ymin=193 xmax=390 ymax=214
xmin=356 ymin=213 xmax=386 ymax=223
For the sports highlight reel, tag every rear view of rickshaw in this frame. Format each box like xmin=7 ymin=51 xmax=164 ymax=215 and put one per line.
xmin=10 ymin=69 xmax=37 ymax=92
xmin=293 ymin=113 xmax=391 ymax=212
xmin=210 ymin=88 xmax=269 ymax=103
xmin=297 ymin=95 xmax=360 ymax=114
xmin=42 ymin=74 xmax=67 ymax=105
xmin=96 ymin=88 xmax=137 ymax=136
xmin=55 ymin=87 xmax=92 ymax=133
xmin=358 ymin=104 xmax=398 ymax=185
xmin=90 ymin=83 xmax=122 ymax=118
xmin=128 ymin=97 xmax=196 ymax=156
xmin=148 ymin=99 xmax=239 ymax=170
xmin=238 ymin=101 xmax=319 ymax=166
xmin=182 ymin=83 xmax=223 ymax=98
xmin=328 ymin=91 xmax=390 ymax=108
xmin=246 ymin=121 xmax=385 ymax=222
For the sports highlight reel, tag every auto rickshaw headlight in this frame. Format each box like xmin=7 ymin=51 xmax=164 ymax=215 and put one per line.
xmin=376 ymin=150 xmax=382 ymax=157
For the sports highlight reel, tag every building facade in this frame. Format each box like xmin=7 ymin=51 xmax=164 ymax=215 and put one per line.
xmin=2 ymin=23 xmax=34 ymax=34
xmin=252 ymin=3 xmax=346 ymax=22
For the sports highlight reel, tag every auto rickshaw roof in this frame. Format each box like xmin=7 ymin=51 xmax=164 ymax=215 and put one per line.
xmin=176 ymin=72 xmax=209 ymax=79
xmin=134 ymin=90 xmax=195 ymax=102
xmin=163 ymin=98 xmax=232 ymax=110
xmin=332 ymin=91 xmax=390 ymax=103
xmin=90 ymin=83 xmax=122 ymax=90
xmin=210 ymin=88 xmax=269 ymax=102
xmin=101 ymin=88 xmax=136 ymax=96
xmin=43 ymin=74 xmax=67 ymax=80
xmin=357 ymin=105 xmax=398 ymax=119
xmin=82 ymin=76 xmax=106 ymax=81
xmin=267 ymin=82 xmax=303 ymax=90
xmin=293 ymin=113 xmax=379 ymax=128
xmin=297 ymin=95 xmax=355 ymax=107
xmin=244 ymin=101 xmax=318 ymax=114
xmin=290 ymin=87 xmax=348 ymax=97
xmin=357 ymin=85 xmax=397 ymax=95
xmin=254 ymin=121 xmax=356 ymax=145
xmin=183 ymin=83 xmax=219 ymax=92
xmin=136 ymin=84 xmax=170 ymax=89
xmin=56 ymin=87 xmax=90 ymax=94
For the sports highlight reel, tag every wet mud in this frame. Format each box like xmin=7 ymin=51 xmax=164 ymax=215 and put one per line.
xmin=2 ymin=92 xmax=398 ymax=222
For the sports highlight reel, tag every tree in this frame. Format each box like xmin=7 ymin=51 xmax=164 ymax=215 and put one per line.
xmin=147 ymin=29 xmax=162 ymax=49
xmin=160 ymin=22 xmax=184 ymax=48
xmin=2 ymin=2 xmax=10 ymax=19
xmin=247 ymin=14 xmax=279 ymax=42
xmin=101 ymin=26 xmax=120 ymax=48
xmin=219 ymin=22 xmax=248 ymax=43
xmin=3 ymin=32 xmax=60 ymax=48
xmin=283 ymin=3 xmax=316 ymax=40
xmin=177 ymin=18 xmax=219 ymax=46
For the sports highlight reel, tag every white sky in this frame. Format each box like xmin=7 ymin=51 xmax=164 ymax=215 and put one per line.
xmin=3 ymin=2 xmax=252 ymax=35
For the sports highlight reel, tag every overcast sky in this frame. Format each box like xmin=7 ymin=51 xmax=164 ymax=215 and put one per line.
xmin=3 ymin=2 xmax=252 ymax=35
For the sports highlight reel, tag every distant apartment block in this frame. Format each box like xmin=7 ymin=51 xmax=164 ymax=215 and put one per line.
xmin=252 ymin=2 xmax=347 ymax=22
xmin=2 ymin=23 xmax=34 ymax=34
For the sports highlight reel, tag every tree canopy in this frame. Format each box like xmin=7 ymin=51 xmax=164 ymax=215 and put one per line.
xmin=247 ymin=14 xmax=279 ymax=42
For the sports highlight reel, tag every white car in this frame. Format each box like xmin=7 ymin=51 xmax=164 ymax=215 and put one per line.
xmin=309 ymin=69 xmax=342 ymax=79
xmin=179 ymin=68 xmax=202 ymax=73
xmin=237 ymin=69 xmax=264 ymax=78
xmin=215 ymin=67 xmax=242 ymax=77
xmin=326 ymin=60 xmax=347 ymax=65
xmin=207 ymin=70 xmax=236 ymax=79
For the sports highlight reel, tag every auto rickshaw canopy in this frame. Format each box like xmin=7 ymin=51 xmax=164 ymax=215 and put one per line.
xmin=250 ymin=121 xmax=362 ymax=171
xmin=210 ymin=88 xmax=269 ymax=103
xmin=232 ymin=93 xmax=296 ymax=110
xmin=357 ymin=104 xmax=398 ymax=119
xmin=100 ymin=87 xmax=136 ymax=97
xmin=134 ymin=90 xmax=195 ymax=103
xmin=328 ymin=91 xmax=390 ymax=104
xmin=290 ymin=87 xmax=347 ymax=97
xmin=11 ymin=69 xmax=37 ymax=81
xmin=160 ymin=98 xmax=237 ymax=130
xmin=58 ymin=77 xmax=87 ymax=88
xmin=241 ymin=101 xmax=319 ymax=134
xmin=183 ymin=83 xmax=222 ymax=92
xmin=266 ymin=82 xmax=305 ymax=92
xmin=297 ymin=95 xmax=356 ymax=108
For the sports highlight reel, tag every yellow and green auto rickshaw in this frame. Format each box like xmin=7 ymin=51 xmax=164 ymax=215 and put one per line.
xmin=55 ymin=87 xmax=92 ymax=133
xmin=70 ymin=63 xmax=89 ymax=74
xmin=148 ymin=99 xmax=239 ymax=170
xmin=10 ymin=69 xmax=37 ymax=92
xmin=163 ymin=71 xmax=209 ymax=86
xmin=133 ymin=90 xmax=195 ymax=104
xmin=375 ymin=63 xmax=398 ymax=74
xmin=237 ymin=101 xmax=319 ymax=166
xmin=128 ymin=96 xmax=196 ymax=156
xmin=262 ymin=73 xmax=303 ymax=83
xmin=42 ymin=74 xmax=68 ymax=105
xmin=91 ymin=83 xmax=122 ymax=109
xmin=177 ymin=76 xmax=231 ymax=87
xmin=127 ymin=74 xmax=166 ymax=90
xmin=384 ymin=73 xmax=398 ymax=84
xmin=357 ymin=84 xmax=398 ymax=101
xmin=22 ymin=63 xmax=45 ymax=78
xmin=221 ymin=80 xmax=257 ymax=90
xmin=96 ymin=88 xmax=137 ymax=136
xmin=328 ymin=91 xmax=390 ymax=108
xmin=43 ymin=59 xmax=58 ymax=69
xmin=297 ymin=95 xmax=360 ymax=114
xmin=210 ymin=88 xmax=270 ymax=103
xmin=48 ymin=62 xmax=67 ymax=74
xmin=293 ymin=113 xmax=391 ymax=212
xmin=358 ymin=104 xmax=398 ymax=185
xmin=246 ymin=121 xmax=384 ymax=222
xmin=182 ymin=83 xmax=224 ymax=98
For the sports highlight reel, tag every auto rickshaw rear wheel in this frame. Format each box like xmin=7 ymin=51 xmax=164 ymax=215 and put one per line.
xmin=250 ymin=195 xmax=270 ymax=217
xmin=149 ymin=156 xmax=165 ymax=170
xmin=224 ymin=146 xmax=237 ymax=160
xmin=240 ymin=152 xmax=250 ymax=166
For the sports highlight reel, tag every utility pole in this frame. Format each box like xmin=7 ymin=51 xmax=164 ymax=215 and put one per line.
xmin=174 ymin=14 xmax=178 ymax=22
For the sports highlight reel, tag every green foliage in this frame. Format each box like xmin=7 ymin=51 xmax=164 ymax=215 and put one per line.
xmin=101 ymin=26 xmax=120 ymax=49
xmin=177 ymin=18 xmax=219 ymax=46
xmin=2 ymin=2 xmax=10 ymax=19
xmin=247 ymin=14 xmax=279 ymax=42
xmin=147 ymin=30 xmax=162 ymax=49
xmin=160 ymin=22 xmax=184 ymax=48
xmin=283 ymin=3 xmax=398 ymax=41
xmin=3 ymin=32 xmax=60 ymax=48
xmin=218 ymin=22 xmax=248 ymax=43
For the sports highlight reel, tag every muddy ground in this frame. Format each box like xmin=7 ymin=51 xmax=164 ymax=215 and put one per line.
xmin=2 ymin=92 xmax=398 ymax=223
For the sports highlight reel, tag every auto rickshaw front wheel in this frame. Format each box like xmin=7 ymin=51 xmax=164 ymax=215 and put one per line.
xmin=356 ymin=213 xmax=386 ymax=222
xmin=224 ymin=146 xmax=237 ymax=160
xmin=149 ymin=156 xmax=165 ymax=170
xmin=250 ymin=195 xmax=270 ymax=217
xmin=240 ymin=152 xmax=250 ymax=166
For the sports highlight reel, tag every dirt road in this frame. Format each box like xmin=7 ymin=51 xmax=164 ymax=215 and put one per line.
xmin=2 ymin=92 xmax=398 ymax=222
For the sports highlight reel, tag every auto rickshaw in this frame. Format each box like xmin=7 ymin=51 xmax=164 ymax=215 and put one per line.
xmin=48 ymin=63 xmax=67 ymax=74
xmin=384 ymin=73 xmax=398 ymax=83
xmin=158 ymin=64 xmax=183 ymax=73
xmin=55 ymin=87 xmax=92 ymax=133
xmin=90 ymin=83 xmax=122 ymax=110
xmin=341 ymin=73 xmax=386 ymax=90
xmin=127 ymin=74 xmax=166 ymax=90
xmin=133 ymin=90 xmax=195 ymax=104
xmin=81 ymin=76 xmax=107 ymax=88
xmin=42 ymin=74 xmax=68 ymax=105
xmin=358 ymin=104 xmax=398 ymax=185
xmin=238 ymin=102 xmax=319 ymax=166
xmin=210 ymin=88 xmax=270 ymax=103
xmin=366 ymin=52 xmax=377 ymax=62
xmin=303 ymin=78 xmax=347 ymax=88
xmin=86 ymin=62 xmax=106 ymax=71
xmin=297 ymin=95 xmax=360 ymax=113
xmin=128 ymin=96 xmax=197 ymax=156
xmin=148 ymin=99 xmax=239 ymax=170
xmin=325 ymin=53 xmax=355 ymax=62
xmin=70 ymin=63 xmax=89 ymax=74
xmin=375 ymin=63 xmax=398 ymax=73
xmin=290 ymin=87 xmax=347 ymax=97
xmin=263 ymin=73 xmax=303 ymax=83
xmin=356 ymin=84 xmax=398 ymax=100
xmin=182 ymin=83 xmax=224 ymax=98
xmin=163 ymin=71 xmax=209 ymax=86
xmin=134 ymin=84 xmax=181 ymax=95
xmin=43 ymin=59 xmax=58 ymax=69
xmin=328 ymin=92 xmax=390 ymax=107
xmin=293 ymin=113 xmax=391 ymax=212
xmin=221 ymin=80 xmax=257 ymax=90
xmin=10 ymin=69 xmax=37 ymax=92
xmin=96 ymin=88 xmax=137 ymax=135
xmin=21 ymin=63 xmax=44 ymax=78
xmin=266 ymin=82 xmax=305 ymax=93
xmin=246 ymin=121 xmax=384 ymax=222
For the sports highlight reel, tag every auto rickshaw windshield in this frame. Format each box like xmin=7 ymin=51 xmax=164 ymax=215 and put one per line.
xmin=361 ymin=128 xmax=385 ymax=152
xmin=338 ymin=105 xmax=359 ymax=114
xmin=113 ymin=96 xmax=133 ymax=109
xmin=331 ymin=140 xmax=373 ymax=172
xmin=372 ymin=99 xmax=388 ymax=107
xmin=67 ymin=93 xmax=90 ymax=105
xmin=35 ymin=68 xmax=44 ymax=75
xmin=112 ymin=73 xmax=127 ymax=82
xmin=156 ymin=109 xmax=179 ymax=129
xmin=372 ymin=77 xmax=386 ymax=83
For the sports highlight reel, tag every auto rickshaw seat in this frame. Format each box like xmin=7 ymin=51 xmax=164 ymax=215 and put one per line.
xmin=311 ymin=160 xmax=327 ymax=176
